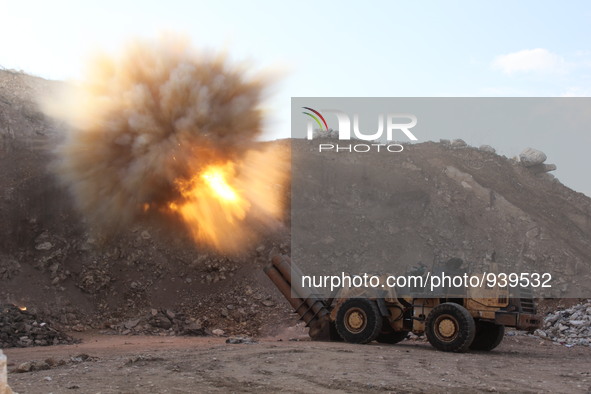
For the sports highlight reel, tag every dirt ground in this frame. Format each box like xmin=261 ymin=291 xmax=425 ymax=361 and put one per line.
xmin=4 ymin=331 xmax=591 ymax=394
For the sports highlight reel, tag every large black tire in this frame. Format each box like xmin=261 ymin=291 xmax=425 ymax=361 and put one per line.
xmin=469 ymin=321 xmax=505 ymax=351
xmin=376 ymin=331 xmax=409 ymax=344
xmin=329 ymin=321 xmax=343 ymax=342
xmin=426 ymin=303 xmax=476 ymax=353
xmin=335 ymin=299 xmax=382 ymax=344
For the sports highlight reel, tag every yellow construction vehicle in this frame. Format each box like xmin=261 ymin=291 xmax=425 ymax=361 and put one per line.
xmin=265 ymin=255 xmax=541 ymax=352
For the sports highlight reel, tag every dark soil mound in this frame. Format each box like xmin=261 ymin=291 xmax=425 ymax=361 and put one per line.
xmin=0 ymin=304 xmax=76 ymax=348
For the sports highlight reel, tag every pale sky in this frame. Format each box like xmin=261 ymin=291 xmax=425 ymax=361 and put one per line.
xmin=2 ymin=0 xmax=591 ymax=194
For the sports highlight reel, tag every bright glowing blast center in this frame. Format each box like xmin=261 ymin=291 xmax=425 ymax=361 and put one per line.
xmin=202 ymin=166 xmax=241 ymax=202
xmin=169 ymin=148 xmax=287 ymax=254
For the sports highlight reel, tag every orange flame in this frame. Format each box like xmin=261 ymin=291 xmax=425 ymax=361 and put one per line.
xmin=169 ymin=145 xmax=288 ymax=254
xmin=170 ymin=162 xmax=250 ymax=250
xmin=201 ymin=166 xmax=242 ymax=203
xmin=19 ymin=306 xmax=27 ymax=311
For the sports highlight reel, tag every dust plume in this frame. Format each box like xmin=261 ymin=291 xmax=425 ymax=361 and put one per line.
xmin=43 ymin=36 xmax=288 ymax=254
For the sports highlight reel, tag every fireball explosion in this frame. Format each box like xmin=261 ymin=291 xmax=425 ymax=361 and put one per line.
xmin=43 ymin=36 xmax=288 ymax=254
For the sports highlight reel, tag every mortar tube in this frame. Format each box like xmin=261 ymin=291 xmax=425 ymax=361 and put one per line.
xmin=273 ymin=258 xmax=329 ymax=315
xmin=266 ymin=257 xmax=336 ymax=340
xmin=264 ymin=263 xmax=333 ymax=340
xmin=271 ymin=256 xmax=330 ymax=323
xmin=263 ymin=265 xmax=319 ymax=324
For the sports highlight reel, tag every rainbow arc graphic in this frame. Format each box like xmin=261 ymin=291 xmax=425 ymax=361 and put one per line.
xmin=302 ymin=107 xmax=328 ymax=131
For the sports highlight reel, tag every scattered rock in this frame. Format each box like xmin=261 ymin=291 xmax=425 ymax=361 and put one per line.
xmin=0 ymin=257 xmax=20 ymax=280
xmin=149 ymin=314 xmax=172 ymax=330
xmin=312 ymin=128 xmax=339 ymax=139
xmin=212 ymin=329 xmax=225 ymax=336
xmin=450 ymin=139 xmax=467 ymax=148
xmin=0 ymin=304 xmax=76 ymax=348
xmin=123 ymin=319 xmax=140 ymax=329
xmin=536 ymin=299 xmax=591 ymax=346
xmin=123 ymin=354 xmax=164 ymax=366
xmin=538 ymin=172 xmax=556 ymax=182
xmin=13 ymin=356 xmax=77 ymax=374
xmin=225 ymin=336 xmax=257 ymax=344
xmin=70 ymin=354 xmax=94 ymax=363
xmin=15 ymin=360 xmax=50 ymax=373
xmin=165 ymin=310 xmax=176 ymax=320
xmin=114 ymin=309 xmax=210 ymax=336
xmin=525 ymin=227 xmax=540 ymax=239
xmin=528 ymin=163 xmax=557 ymax=174
xmin=77 ymin=263 xmax=111 ymax=294
xmin=479 ymin=145 xmax=496 ymax=153
xmin=15 ymin=362 xmax=32 ymax=373
xmin=183 ymin=321 xmax=205 ymax=336
xmin=543 ymin=163 xmax=557 ymax=172
xmin=35 ymin=242 xmax=53 ymax=251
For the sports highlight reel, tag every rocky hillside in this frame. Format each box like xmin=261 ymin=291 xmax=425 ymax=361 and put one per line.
xmin=0 ymin=70 xmax=293 ymax=338
xmin=1 ymin=70 xmax=591 ymax=344
xmin=291 ymin=137 xmax=591 ymax=298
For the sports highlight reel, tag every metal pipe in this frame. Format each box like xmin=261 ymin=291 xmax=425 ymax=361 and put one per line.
xmin=271 ymin=255 xmax=329 ymax=320
xmin=263 ymin=264 xmax=320 ymax=325
xmin=264 ymin=256 xmax=334 ymax=341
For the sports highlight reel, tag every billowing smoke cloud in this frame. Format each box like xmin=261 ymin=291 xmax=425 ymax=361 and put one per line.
xmin=43 ymin=36 xmax=288 ymax=254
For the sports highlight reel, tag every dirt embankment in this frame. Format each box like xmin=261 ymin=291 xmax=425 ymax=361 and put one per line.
xmin=0 ymin=69 xmax=295 ymax=339
xmin=2 ymin=69 xmax=591 ymax=342
xmin=291 ymin=137 xmax=591 ymax=297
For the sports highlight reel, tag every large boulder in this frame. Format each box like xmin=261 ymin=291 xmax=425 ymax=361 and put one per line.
xmin=519 ymin=147 xmax=547 ymax=167
xmin=479 ymin=145 xmax=496 ymax=154
xmin=450 ymin=139 xmax=467 ymax=148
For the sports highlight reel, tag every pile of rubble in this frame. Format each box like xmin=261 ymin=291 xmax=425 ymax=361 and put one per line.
xmin=0 ymin=304 xmax=76 ymax=348
xmin=106 ymin=291 xmax=285 ymax=337
xmin=535 ymin=299 xmax=591 ymax=346
xmin=108 ymin=308 xmax=208 ymax=336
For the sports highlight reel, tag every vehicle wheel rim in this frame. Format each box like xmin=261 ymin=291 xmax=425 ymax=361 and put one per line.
xmin=434 ymin=315 xmax=459 ymax=342
xmin=344 ymin=307 xmax=367 ymax=333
